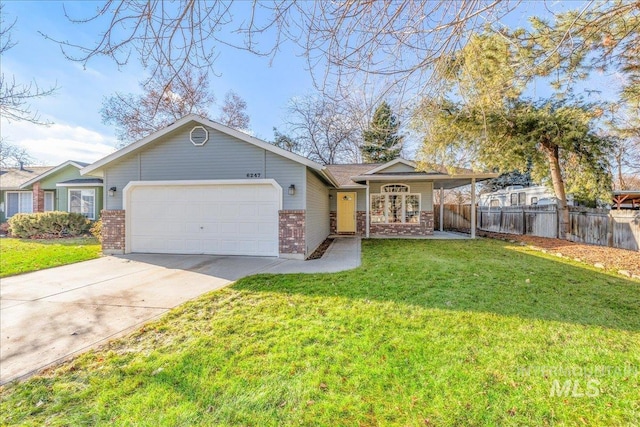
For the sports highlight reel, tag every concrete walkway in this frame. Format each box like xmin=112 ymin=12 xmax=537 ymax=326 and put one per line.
xmin=0 ymin=237 xmax=361 ymax=384
xmin=264 ymin=237 xmax=361 ymax=274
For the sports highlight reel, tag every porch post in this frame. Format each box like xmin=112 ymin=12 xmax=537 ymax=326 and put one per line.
xmin=470 ymin=178 xmax=476 ymax=239
xmin=439 ymin=186 xmax=444 ymax=232
xmin=365 ymin=180 xmax=370 ymax=238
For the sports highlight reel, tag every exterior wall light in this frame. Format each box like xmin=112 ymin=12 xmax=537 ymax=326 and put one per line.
xmin=288 ymin=184 xmax=296 ymax=196
xmin=108 ymin=187 xmax=117 ymax=197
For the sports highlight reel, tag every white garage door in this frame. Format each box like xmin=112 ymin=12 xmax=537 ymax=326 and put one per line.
xmin=127 ymin=181 xmax=280 ymax=256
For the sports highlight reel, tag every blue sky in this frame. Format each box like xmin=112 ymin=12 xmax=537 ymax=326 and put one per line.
xmin=1 ymin=1 xmax=316 ymax=165
xmin=0 ymin=1 xmax=622 ymax=166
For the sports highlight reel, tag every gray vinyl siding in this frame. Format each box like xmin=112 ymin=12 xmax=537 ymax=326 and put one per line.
xmin=376 ymin=163 xmax=416 ymax=173
xmin=265 ymin=152 xmax=305 ymax=210
xmin=105 ymin=156 xmax=140 ymax=210
xmin=329 ymin=188 xmax=367 ymax=211
xmin=139 ymin=127 xmax=264 ymax=181
xmin=305 ymin=169 xmax=330 ymax=255
xmin=102 ymin=124 xmax=307 ymax=211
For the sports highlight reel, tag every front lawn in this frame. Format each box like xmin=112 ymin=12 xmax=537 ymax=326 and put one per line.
xmin=0 ymin=237 xmax=101 ymax=277
xmin=1 ymin=239 xmax=639 ymax=425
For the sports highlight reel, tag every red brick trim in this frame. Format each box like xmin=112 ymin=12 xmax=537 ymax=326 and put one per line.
xmin=102 ymin=209 xmax=125 ymax=254
xmin=331 ymin=210 xmax=435 ymax=236
xmin=279 ymin=210 xmax=305 ymax=255
xmin=330 ymin=211 xmax=366 ymax=236
xmin=32 ymin=182 xmax=45 ymax=213
xmin=370 ymin=211 xmax=434 ymax=236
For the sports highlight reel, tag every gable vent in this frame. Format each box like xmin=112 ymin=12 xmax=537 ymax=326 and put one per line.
xmin=190 ymin=126 xmax=209 ymax=146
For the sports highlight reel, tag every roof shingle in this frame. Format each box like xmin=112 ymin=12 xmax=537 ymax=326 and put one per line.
xmin=0 ymin=167 xmax=54 ymax=190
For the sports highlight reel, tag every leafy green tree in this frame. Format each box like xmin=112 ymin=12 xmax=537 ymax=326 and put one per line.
xmin=361 ymin=101 xmax=403 ymax=163
xmin=520 ymin=1 xmax=639 ymax=105
xmin=415 ymin=33 xmax=613 ymax=237
xmin=484 ymin=170 xmax=533 ymax=193
xmin=418 ymin=98 xmax=613 ymax=236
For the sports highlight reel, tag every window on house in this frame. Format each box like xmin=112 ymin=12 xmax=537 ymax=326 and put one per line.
xmin=381 ymin=184 xmax=409 ymax=193
xmin=371 ymin=194 xmax=385 ymax=223
xmin=5 ymin=192 xmax=33 ymax=217
xmin=44 ymin=191 xmax=55 ymax=212
xmin=510 ymin=193 xmax=518 ymax=206
xmin=370 ymin=185 xmax=421 ymax=224
xmin=69 ymin=189 xmax=95 ymax=220
xmin=531 ymin=197 xmax=538 ymax=205
xmin=518 ymin=192 xmax=527 ymax=206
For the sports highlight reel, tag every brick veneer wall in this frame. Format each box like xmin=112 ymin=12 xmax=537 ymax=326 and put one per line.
xmin=279 ymin=210 xmax=305 ymax=256
xmin=102 ymin=209 xmax=126 ymax=254
xmin=32 ymin=182 xmax=45 ymax=213
xmin=329 ymin=211 xmax=366 ymax=235
xmin=331 ymin=210 xmax=435 ymax=236
xmin=370 ymin=211 xmax=434 ymax=236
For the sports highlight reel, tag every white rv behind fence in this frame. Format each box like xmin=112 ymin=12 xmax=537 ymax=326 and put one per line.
xmin=479 ymin=185 xmax=574 ymax=207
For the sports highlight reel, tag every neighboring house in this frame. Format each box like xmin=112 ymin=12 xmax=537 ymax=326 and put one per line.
xmin=0 ymin=161 xmax=104 ymax=223
xmin=81 ymin=114 xmax=496 ymax=259
xmin=479 ymin=185 xmax=574 ymax=208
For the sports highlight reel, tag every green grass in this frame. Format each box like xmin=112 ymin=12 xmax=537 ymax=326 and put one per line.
xmin=0 ymin=237 xmax=101 ymax=277
xmin=1 ymin=239 xmax=639 ymax=426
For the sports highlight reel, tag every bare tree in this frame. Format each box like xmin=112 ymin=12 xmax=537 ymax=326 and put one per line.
xmin=41 ymin=1 xmax=521 ymax=100
xmin=218 ymin=90 xmax=250 ymax=130
xmin=285 ymin=94 xmax=360 ymax=165
xmin=272 ymin=127 xmax=301 ymax=154
xmin=101 ymin=69 xmax=215 ymax=146
xmin=0 ymin=139 xmax=35 ymax=168
xmin=0 ymin=5 xmax=56 ymax=124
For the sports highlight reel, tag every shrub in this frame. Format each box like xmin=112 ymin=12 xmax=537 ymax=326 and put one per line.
xmin=90 ymin=219 xmax=103 ymax=242
xmin=8 ymin=211 xmax=92 ymax=238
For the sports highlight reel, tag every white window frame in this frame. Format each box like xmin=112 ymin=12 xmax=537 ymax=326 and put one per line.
xmin=4 ymin=191 xmax=33 ymax=218
xmin=68 ymin=188 xmax=96 ymax=220
xmin=370 ymin=184 xmax=421 ymax=224
xmin=44 ymin=191 xmax=55 ymax=212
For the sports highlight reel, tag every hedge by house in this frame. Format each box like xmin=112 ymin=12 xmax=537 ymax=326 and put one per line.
xmin=90 ymin=219 xmax=102 ymax=242
xmin=8 ymin=212 xmax=92 ymax=238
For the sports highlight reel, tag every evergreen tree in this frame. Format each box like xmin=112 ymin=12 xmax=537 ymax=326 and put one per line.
xmin=361 ymin=102 xmax=403 ymax=163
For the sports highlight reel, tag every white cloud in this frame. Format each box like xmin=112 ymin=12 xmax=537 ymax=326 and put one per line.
xmin=1 ymin=120 xmax=117 ymax=166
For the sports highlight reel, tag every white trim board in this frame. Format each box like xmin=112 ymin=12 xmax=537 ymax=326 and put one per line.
xmin=56 ymin=182 xmax=104 ymax=187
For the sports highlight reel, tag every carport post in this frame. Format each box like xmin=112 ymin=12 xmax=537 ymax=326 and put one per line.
xmin=439 ymin=186 xmax=444 ymax=232
xmin=365 ymin=180 xmax=370 ymax=238
xmin=470 ymin=178 xmax=476 ymax=239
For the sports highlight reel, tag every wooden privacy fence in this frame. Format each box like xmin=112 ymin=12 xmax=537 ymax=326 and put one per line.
xmin=434 ymin=204 xmax=472 ymax=233
xmin=435 ymin=204 xmax=640 ymax=251
xmin=478 ymin=205 xmax=558 ymax=238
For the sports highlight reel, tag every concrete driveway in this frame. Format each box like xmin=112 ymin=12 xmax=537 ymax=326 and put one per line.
xmin=0 ymin=254 xmax=284 ymax=385
xmin=0 ymin=238 xmax=361 ymax=385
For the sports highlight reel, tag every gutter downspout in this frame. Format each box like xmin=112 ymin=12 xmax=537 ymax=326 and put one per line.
xmin=365 ymin=180 xmax=370 ymax=238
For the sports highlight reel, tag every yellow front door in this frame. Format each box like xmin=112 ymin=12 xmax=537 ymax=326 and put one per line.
xmin=337 ymin=192 xmax=356 ymax=233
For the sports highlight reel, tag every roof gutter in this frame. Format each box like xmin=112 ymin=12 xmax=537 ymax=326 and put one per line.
xmin=319 ymin=167 xmax=341 ymax=188
xmin=350 ymin=173 xmax=499 ymax=182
